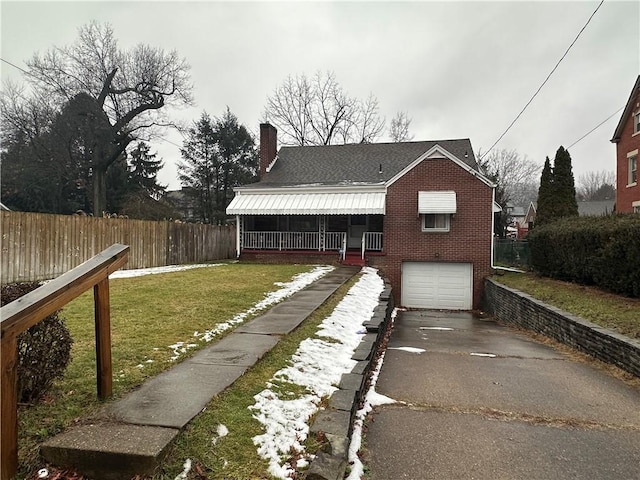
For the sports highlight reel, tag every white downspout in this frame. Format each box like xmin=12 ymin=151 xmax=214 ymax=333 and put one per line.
xmin=491 ymin=187 xmax=496 ymax=269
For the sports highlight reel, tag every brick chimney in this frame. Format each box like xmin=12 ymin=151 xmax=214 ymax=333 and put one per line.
xmin=259 ymin=123 xmax=277 ymax=178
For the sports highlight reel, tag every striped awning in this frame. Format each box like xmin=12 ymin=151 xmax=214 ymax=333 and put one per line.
xmin=418 ymin=191 xmax=457 ymax=214
xmin=227 ymin=192 xmax=386 ymax=215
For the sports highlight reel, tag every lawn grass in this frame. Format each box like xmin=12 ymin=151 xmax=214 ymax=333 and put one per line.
xmin=156 ymin=275 xmax=360 ymax=480
xmin=17 ymin=263 xmax=314 ymax=477
xmin=493 ymin=271 xmax=640 ymax=339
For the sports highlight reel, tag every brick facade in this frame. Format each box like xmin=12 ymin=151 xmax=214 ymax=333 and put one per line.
xmin=379 ymin=158 xmax=493 ymax=309
xmin=613 ymin=77 xmax=640 ymax=213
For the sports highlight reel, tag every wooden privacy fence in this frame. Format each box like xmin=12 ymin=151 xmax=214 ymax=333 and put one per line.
xmin=1 ymin=244 xmax=129 ymax=480
xmin=1 ymin=211 xmax=236 ymax=284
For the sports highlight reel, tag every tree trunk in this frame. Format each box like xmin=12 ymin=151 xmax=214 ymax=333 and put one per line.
xmin=92 ymin=168 xmax=107 ymax=216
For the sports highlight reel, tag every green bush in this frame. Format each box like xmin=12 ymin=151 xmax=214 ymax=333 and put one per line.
xmin=1 ymin=282 xmax=73 ymax=403
xmin=529 ymin=214 xmax=640 ymax=297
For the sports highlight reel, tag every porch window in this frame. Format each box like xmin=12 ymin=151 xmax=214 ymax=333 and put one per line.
xmin=422 ymin=214 xmax=450 ymax=232
xmin=289 ymin=216 xmax=319 ymax=232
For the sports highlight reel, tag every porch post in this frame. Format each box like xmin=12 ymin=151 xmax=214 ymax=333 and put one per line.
xmin=319 ymin=215 xmax=326 ymax=251
xmin=236 ymin=215 xmax=241 ymax=258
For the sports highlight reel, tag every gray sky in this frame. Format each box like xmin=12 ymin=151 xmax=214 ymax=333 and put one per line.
xmin=2 ymin=0 xmax=639 ymax=192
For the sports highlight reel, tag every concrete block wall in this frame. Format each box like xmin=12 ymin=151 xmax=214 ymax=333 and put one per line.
xmin=305 ymin=282 xmax=394 ymax=480
xmin=484 ymin=278 xmax=640 ymax=378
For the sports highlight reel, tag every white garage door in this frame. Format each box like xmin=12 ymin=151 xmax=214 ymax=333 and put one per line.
xmin=402 ymin=262 xmax=472 ymax=310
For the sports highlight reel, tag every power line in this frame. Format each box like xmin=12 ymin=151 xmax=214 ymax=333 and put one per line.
xmin=480 ymin=0 xmax=605 ymax=160
xmin=1 ymin=57 xmax=29 ymax=75
xmin=567 ymin=106 xmax=623 ymax=149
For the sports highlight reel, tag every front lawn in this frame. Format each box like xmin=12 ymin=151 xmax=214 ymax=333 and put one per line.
xmin=17 ymin=263 xmax=315 ymax=477
xmin=493 ymin=271 xmax=640 ymax=339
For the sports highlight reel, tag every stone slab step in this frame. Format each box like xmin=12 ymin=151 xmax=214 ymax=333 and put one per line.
xmin=40 ymin=423 xmax=178 ymax=480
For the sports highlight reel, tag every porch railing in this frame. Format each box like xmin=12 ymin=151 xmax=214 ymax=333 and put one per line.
xmin=242 ymin=231 xmax=329 ymax=251
xmin=362 ymin=232 xmax=384 ymax=259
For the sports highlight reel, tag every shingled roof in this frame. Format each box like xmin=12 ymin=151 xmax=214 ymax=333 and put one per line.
xmin=248 ymin=139 xmax=478 ymax=188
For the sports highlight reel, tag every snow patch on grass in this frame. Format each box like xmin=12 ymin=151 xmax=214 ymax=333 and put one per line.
xmin=249 ymin=267 xmax=384 ymax=479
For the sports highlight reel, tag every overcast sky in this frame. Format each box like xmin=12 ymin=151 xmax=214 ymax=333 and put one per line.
xmin=2 ymin=0 xmax=639 ymax=191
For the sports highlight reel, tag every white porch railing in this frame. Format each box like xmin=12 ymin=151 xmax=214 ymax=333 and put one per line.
xmin=242 ymin=231 xmax=349 ymax=251
xmin=361 ymin=232 xmax=384 ymax=258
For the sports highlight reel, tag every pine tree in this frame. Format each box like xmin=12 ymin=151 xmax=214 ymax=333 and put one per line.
xmin=535 ymin=157 xmax=554 ymax=226
xmin=552 ymin=146 xmax=578 ymax=219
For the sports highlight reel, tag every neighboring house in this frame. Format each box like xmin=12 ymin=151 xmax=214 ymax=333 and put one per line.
xmin=577 ymin=199 xmax=615 ymax=216
xmin=516 ymin=202 xmax=536 ymax=239
xmin=611 ymin=75 xmax=640 ymax=213
xmin=226 ymin=123 xmax=496 ymax=310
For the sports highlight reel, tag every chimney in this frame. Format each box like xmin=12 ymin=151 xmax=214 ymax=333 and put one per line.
xmin=259 ymin=123 xmax=277 ymax=178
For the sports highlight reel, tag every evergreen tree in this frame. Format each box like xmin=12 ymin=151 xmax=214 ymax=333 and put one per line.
xmin=179 ymin=112 xmax=220 ymax=223
xmin=535 ymin=147 xmax=579 ymax=226
xmin=553 ymin=146 xmax=578 ymax=218
xmin=179 ymin=109 xmax=257 ymax=224
xmin=535 ymin=157 xmax=554 ymax=226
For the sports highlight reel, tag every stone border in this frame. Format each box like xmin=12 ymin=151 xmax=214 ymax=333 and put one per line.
xmin=483 ymin=278 xmax=640 ymax=378
xmin=304 ymin=282 xmax=394 ymax=480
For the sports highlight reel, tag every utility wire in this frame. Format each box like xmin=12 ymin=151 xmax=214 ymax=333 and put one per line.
xmin=1 ymin=57 xmax=29 ymax=75
xmin=567 ymin=106 xmax=623 ymax=149
xmin=480 ymin=0 xmax=605 ymax=160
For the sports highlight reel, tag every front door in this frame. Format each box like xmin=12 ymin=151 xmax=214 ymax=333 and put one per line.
xmin=348 ymin=215 xmax=367 ymax=249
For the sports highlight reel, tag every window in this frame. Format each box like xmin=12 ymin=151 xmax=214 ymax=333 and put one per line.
xmin=634 ymin=112 xmax=640 ymax=134
xmin=629 ymin=154 xmax=638 ymax=185
xmin=422 ymin=214 xmax=450 ymax=232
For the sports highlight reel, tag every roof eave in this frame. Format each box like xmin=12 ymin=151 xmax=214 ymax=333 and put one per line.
xmin=611 ymin=75 xmax=640 ymax=143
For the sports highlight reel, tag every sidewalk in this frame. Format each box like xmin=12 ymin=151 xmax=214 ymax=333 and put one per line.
xmin=41 ymin=266 xmax=360 ymax=479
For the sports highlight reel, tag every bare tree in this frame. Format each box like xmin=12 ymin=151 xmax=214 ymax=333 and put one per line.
xmin=576 ymin=170 xmax=616 ymax=201
xmin=8 ymin=21 xmax=192 ymax=214
xmin=389 ymin=111 xmax=414 ymax=142
xmin=264 ymin=71 xmax=385 ymax=146
xmin=479 ymin=148 xmax=541 ymax=236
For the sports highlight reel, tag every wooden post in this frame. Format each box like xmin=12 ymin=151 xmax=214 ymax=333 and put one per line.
xmin=94 ymin=279 xmax=113 ymax=400
xmin=1 ymin=333 xmax=18 ymax=480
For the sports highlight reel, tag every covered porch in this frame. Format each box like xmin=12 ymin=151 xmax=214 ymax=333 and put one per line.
xmin=226 ymin=187 xmax=386 ymax=260
xmin=239 ymin=214 xmax=383 ymax=259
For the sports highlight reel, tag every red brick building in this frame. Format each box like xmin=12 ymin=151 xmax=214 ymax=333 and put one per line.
xmin=611 ymin=75 xmax=640 ymax=213
xmin=227 ymin=123 xmax=496 ymax=310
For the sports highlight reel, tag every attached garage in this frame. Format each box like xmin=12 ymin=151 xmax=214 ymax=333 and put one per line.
xmin=401 ymin=262 xmax=473 ymax=310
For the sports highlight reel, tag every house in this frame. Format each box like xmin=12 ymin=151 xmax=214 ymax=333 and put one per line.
xmin=611 ymin=75 xmax=640 ymax=213
xmin=164 ymin=188 xmax=198 ymax=221
xmin=517 ymin=202 xmax=536 ymax=239
xmin=577 ymin=199 xmax=615 ymax=216
xmin=226 ymin=123 xmax=496 ymax=310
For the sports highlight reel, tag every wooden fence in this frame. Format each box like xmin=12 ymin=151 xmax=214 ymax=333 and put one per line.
xmin=1 ymin=211 xmax=236 ymax=284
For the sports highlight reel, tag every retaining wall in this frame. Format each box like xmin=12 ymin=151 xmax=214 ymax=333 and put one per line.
xmin=483 ymin=278 xmax=640 ymax=378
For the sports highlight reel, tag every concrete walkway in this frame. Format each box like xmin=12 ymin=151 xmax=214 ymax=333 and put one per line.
xmin=364 ymin=310 xmax=640 ymax=480
xmin=41 ymin=266 xmax=359 ymax=479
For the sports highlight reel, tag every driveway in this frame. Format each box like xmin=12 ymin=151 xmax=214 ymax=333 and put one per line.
xmin=363 ymin=310 xmax=640 ymax=480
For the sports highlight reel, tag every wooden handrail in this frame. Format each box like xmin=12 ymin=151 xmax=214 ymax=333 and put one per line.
xmin=1 ymin=243 xmax=129 ymax=480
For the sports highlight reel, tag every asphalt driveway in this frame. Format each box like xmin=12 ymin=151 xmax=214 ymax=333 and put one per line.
xmin=363 ymin=310 xmax=640 ymax=480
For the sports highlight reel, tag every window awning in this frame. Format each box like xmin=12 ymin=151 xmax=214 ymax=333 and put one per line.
xmin=226 ymin=192 xmax=386 ymax=215
xmin=418 ymin=191 xmax=457 ymax=214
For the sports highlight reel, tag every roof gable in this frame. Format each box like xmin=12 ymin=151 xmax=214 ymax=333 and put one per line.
xmin=386 ymin=144 xmax=495 ymax=188
xmin=612 ymin=75 xmax=640 ymax=143
xmin=246 ymin=139 xmax=481 ymax=188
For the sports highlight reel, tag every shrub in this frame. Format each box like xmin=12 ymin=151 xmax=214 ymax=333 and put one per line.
xmin=1 ymin=282 xmax=73 ymax=403
xmin=529 ymin=214 xmax=640 ymax=297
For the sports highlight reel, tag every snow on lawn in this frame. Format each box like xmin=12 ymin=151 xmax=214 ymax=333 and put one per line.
xmin=249 ymin=267 xmax=384 ymax=479
xmin=110 ymin=263 xmax=225 ymax=279
xmin=167 ymin=265 xmax=335 ymax=361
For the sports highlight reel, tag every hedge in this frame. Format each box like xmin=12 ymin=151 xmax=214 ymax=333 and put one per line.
xmin=528 ymin=214 xmax=640 ymax=298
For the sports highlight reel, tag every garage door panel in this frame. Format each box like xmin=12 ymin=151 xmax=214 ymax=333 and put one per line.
xmin=402 ymin=262 xmax=472 ymax=310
